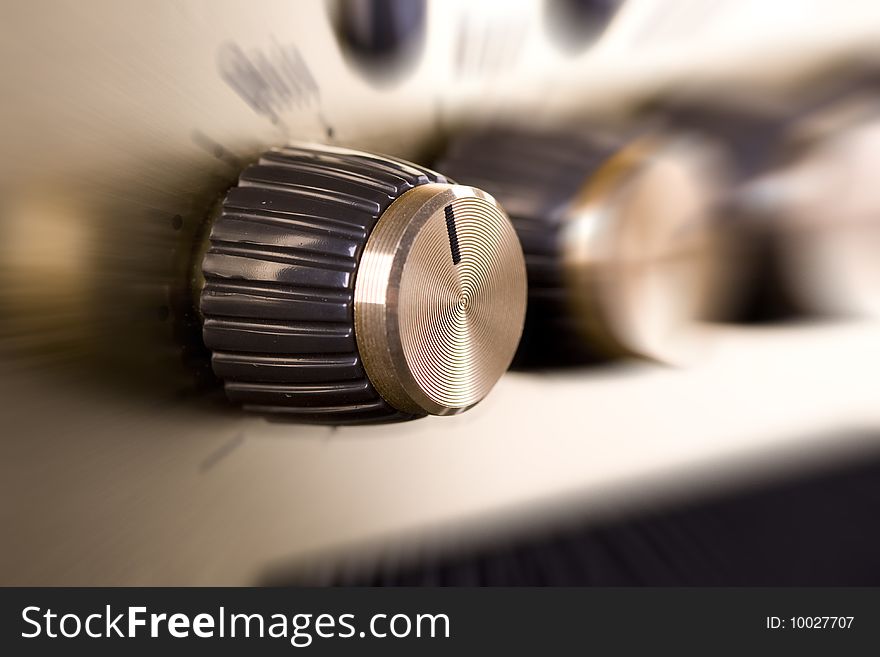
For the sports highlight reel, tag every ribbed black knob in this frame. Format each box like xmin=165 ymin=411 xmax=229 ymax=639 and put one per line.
xmin=198 ymin=144 xmax=526 ymax=424
xmin=439 ymin=127 xmax=724 ymax=367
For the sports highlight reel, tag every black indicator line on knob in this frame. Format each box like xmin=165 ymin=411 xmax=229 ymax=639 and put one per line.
xmin=444 ymin=204 xmax=462 ymax=265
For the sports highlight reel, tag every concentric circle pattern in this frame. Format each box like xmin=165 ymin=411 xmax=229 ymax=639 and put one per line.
xmin=400 ymin=195 xmax=526 ymax=411
xmin=354 ymin=184 xmax=527 ymax=416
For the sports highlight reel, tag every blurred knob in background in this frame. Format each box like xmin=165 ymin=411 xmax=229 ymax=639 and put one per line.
xmin=544 ymin=0 xmax=622 ymax=53
xmin=646 ymin=93 xmax=799 ymax=323
xmin=650 ymin=64 xmax=880 ymax=322
xmin=194 ymin=144 xmax=526 ymax=423
xmin=329 ymin=0 xmax=427 ymax=82
xmin=438 ymin=126 xmax=727 ymax=367
xmin=761 ymin=68 xmax=880 ymax=319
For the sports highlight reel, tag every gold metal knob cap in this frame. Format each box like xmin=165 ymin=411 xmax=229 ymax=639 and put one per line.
xmin=355 ymin=183 xmax=527 ymax=416
xmin=560 ymin=137 xmax=725 ymax=364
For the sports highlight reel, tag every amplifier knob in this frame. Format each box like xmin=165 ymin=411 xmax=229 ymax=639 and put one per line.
xmin=440 ymin=128 xmax=724 ymax=366
xmin=196 ymin=144 xmax=526 ymax=423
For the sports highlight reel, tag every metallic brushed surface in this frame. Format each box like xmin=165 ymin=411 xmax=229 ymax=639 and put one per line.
xmin=355 ymin=183 xmax=527 ymax=415
xmin=560 ymin=137 xmax=726 ymax=364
